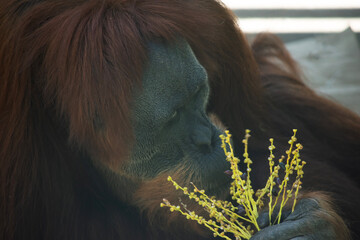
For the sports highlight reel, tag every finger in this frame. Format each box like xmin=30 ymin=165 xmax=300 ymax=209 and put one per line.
xmin=250 ymin=217 xmax=314 ymax=240
xmin=257 ymin=209 xmax=292 ymax=228
xmin=256 ymin=211 xmax=270 ymax=229
xmin=285 ymin=198 xmax=320 ymax=221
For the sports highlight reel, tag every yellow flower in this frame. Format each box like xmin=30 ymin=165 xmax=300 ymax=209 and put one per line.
xmin=161 ymin=130 xmax=305 ymax=240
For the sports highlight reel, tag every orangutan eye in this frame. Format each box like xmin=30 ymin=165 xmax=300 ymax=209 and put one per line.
xmin=169 ymin=110 xmax=178 ymax=121
xmin=166 ymin=109 xmax=181 ymax=125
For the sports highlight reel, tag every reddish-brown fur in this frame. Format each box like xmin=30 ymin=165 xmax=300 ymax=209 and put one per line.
xmin=0 ymin=0 xmax=359 ymax=239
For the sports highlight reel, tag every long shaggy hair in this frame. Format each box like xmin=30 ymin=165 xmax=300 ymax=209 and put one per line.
xmin=0 ymin=0 xmax=359 ymax=239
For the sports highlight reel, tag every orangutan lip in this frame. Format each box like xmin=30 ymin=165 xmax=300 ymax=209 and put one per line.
xmin=204 ymin=181 xmax=232 ymax=200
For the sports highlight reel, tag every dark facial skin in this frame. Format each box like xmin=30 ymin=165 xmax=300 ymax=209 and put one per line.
xmin=121 ymin=38 xmax=230 ymax=196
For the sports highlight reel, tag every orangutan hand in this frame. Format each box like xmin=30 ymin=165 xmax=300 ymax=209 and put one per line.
xmin=250 ymin=197 xmax=349 ymax=240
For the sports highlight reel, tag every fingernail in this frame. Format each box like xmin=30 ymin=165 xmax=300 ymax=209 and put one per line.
xmin=241 ymin=173 xmax=247 ymax=180
xmin=276 ymin=177 xmax=281 ymax=185
xmin=237 ymin=205 xmax=245 ymax=215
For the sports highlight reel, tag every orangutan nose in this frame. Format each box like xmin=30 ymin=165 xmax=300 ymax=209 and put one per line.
xmin=192 ymin=123 xmax=212 ymax=152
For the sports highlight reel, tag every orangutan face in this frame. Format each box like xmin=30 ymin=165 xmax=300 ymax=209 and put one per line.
xmin=125 ymin=38 xmax=230 ymax=197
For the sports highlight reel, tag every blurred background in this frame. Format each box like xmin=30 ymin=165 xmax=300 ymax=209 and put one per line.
xmin=222 ymin=0 xmax=360 ymax=115
xmin=222 ymin=0 xmax=360 ymax=42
